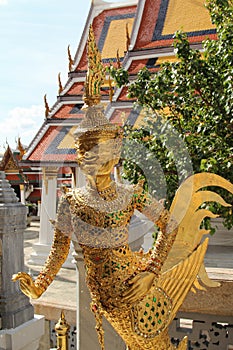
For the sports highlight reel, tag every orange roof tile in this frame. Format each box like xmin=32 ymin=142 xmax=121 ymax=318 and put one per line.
xmin=28 ymin=125 xmax=77 ymax=163
xmin=77 ymin=5 xmax=137 ymax=71
xmin=51 ymin=104 xmax=84 ymax=119
xmin=134 ymin=0 xmax=216 ymax=50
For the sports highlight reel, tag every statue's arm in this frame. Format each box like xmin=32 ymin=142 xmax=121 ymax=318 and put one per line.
xmin=12 ymin=194 xmax=73 ymax=299
xmin=13 ymin=230 xmax=71 ymax=299
xmin=134 ymin=187 xmax=177 ymax=276
xmin=122 ymin=187 xmax=177 ymax=303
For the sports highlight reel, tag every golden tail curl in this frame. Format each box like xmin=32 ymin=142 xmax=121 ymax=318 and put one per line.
xmin=163 ymin=173 xmax=233 ymax=288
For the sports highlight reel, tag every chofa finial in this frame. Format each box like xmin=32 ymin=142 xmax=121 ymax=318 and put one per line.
xmin=58 ymin=72 xmax=63 ymax=95
xmin=44 ymin=94 xmax=50 ymax=118
xmin=83 ymin=24 xmax=105 ymax=107
xmin=67 ymin=45 xmax=74 ymax=72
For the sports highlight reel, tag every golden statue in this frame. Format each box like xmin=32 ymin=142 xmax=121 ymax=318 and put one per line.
xmin=13 ymin=26 xmax=233 ymax=350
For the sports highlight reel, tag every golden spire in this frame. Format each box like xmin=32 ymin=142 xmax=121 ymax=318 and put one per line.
xmin=126 ymin=23 xmax=130 ymax=51
xmin=67 ymin=45 xmax=74 ymax=71
xmin=58 ymin=72 xmax=63 ymax=95
xmin=83 ymin=24 xmax=105 ymax=106
xmin=44 ymin=94 xmax=50 ymax=118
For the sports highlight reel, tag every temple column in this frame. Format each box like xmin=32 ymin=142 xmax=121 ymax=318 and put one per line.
xmin=37 ymin=200 xmax=41 ymax=217
xmin=19 ymin=184 xmax=25 ymax=205
xmin=29 ymin=167 xmax=74 ymax=268
xmin=39 ymin=167 xmax=57 ymax=245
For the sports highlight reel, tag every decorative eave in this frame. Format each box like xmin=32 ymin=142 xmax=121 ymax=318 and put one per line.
xmin=48 ymin=99 xmax=82 ymax=118
xmin=128 ymin=0 xmax=146 ymax=51
xmin=58 ymin=76 xmax=85 ymax=97
xmin=23 ymin=122 xmax=49 ymax=161
xmin=20 ymin=159 xmax=77 ymax=168
xmin=105 ymin=100 xmax=134 ymax=119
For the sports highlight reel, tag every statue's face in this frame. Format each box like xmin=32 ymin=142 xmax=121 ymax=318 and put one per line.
xmin=76 ymin=137 xmax=121 ymax=176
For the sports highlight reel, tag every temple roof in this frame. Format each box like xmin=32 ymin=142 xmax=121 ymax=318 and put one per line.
xmin=0 ymin=146 xmax=20 ymax=172
xmin=0 ymin=145 xmax=29 ymax=185
xmin=23 ymin=0 xmax=216 ymax=166
xmin=132 ymin=0 xmax=216 ymax=50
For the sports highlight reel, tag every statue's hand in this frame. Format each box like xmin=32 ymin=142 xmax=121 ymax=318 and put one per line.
xmin=12 ymin=272 xmax=43 ymax=299
xmin=122 ymin=271 xmax=156 ymax=304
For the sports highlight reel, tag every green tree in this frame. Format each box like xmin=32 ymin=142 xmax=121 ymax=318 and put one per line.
xmin=110 ymin=0 xmax=233 ymax=230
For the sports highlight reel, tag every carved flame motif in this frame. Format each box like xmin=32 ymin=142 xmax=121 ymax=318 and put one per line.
xmin=83 ymin=25 xmax=106 ymax=106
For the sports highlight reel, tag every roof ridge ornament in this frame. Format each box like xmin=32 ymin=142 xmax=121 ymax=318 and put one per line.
xmin=67 ymin=45 xmax=74 ymax=72
xmin=58 ymin=73 xmax=63 ymax=95
xmin=83 ymin=24 xmax=106 ymax=107
xmin=44 ymin=94 xmax=50 ymax=118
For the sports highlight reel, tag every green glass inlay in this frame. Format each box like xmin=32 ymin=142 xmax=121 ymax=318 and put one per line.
xmin=146 ymin=303 xmax=150 ymax=307
xmin=153 ymin=297 xmax=157 ymax=302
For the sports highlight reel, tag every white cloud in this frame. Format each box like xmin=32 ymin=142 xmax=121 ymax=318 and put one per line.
xmin=8 ymin=105 xmax=43 ymax=128
xmin=0 ymin=105 xmax=44 ymax=151
xmin=0 ymin=0 xmax=8 ymax=5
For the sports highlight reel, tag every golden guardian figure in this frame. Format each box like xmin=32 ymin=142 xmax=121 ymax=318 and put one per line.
xmin=13 ymin=26 xmax=233 ymax=350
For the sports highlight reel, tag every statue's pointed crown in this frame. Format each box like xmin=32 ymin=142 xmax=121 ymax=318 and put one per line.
xmin=74 ymin=25 xmax=120 ymax=141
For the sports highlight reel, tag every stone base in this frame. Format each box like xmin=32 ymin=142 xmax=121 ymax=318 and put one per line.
xmin=29 ymin=242 xmax=75 ymax=269
xmin=0 ymin=293 xmax=34 ymax=330
xmin=0 ymin=315 xmax=44 ymax=350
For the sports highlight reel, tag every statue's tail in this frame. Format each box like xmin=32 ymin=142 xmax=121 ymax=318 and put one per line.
xmin=163 ymin=173 xmax=233 ymax=288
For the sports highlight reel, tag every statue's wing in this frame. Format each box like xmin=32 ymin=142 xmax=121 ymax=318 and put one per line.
xmin=162 ymin=173 xmax=233 ymax=287
xmin=158 ymin=238 xmax=208 ymax=323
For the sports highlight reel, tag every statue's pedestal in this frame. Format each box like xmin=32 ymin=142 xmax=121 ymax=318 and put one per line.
xmin=0 ymin=315 xmax=44 ymax=350
xmin=0 ymin=172 xmax=45 ymax=349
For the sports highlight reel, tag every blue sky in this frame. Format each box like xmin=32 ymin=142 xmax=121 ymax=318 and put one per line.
xmin=0 ymin=0 xmax=91 ymax=152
